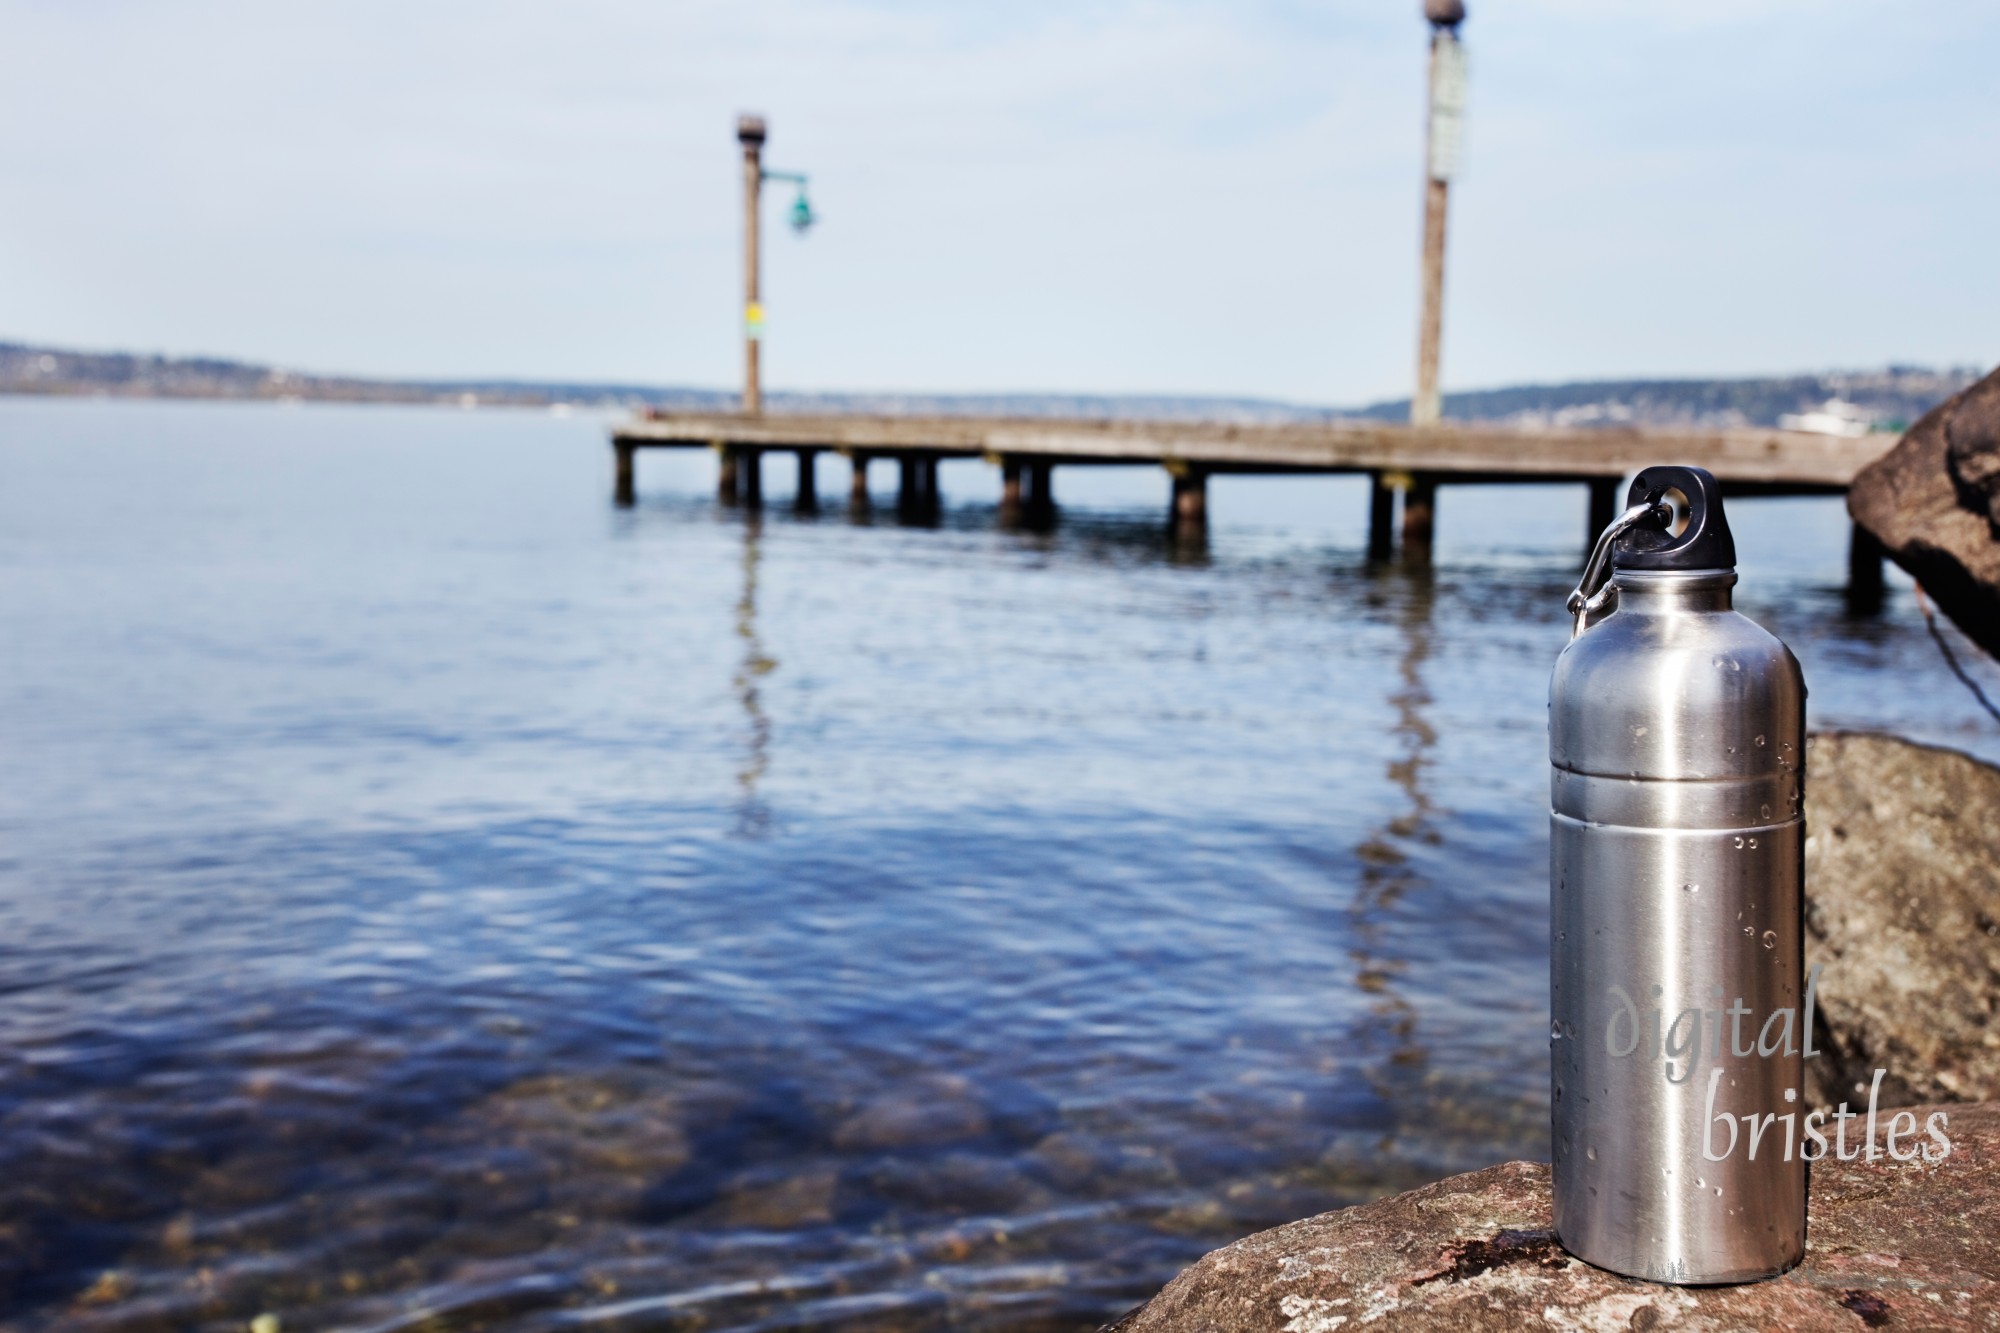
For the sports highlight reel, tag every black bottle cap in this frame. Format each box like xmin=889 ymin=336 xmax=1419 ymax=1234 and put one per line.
xmin=1612 ymin=465 xmax=1737 ymax=571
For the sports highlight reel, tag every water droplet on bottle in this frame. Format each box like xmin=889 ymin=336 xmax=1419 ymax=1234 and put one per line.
xmin=1551 ymin=1020 xmax=1563 ymax=1039
xmin=1682 ymin=882 xmax=1699 ymax=894
xmin=1662 ymin=1166 xmax=1673 ymax=1177
xmin=1586 ymin=1146 xmax=1598 ymax=1161
xmin=1763 ymin=931 xmax=1777 ymax=949
xmin=1760 ymin=804 xmax=1772 ymax=820
xmin=1748 ymin=837 xmax=1759 ymax=849
xmin=1755 ymin=734 xmax=1766 ymax=747
xmin=1714 ymin=1186 xmax=1724 ymax=1197
xmin=1743 ymin=926 xmax=1754 ymax=936
xmin=1733 ymin=836 xmax=1745 ymax=849
xmin=1695 ymin=1176 xmax=1706 ymax=1188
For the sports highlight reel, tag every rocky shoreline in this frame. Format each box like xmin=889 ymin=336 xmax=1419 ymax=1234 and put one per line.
xmin=1106 ymin=731 xmax=2000 ymax=1330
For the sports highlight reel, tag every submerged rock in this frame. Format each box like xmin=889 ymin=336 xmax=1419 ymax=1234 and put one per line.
xmin=1804 ymin=732 xmax=2000 ymax=1108
xmin=1849 ymin=364 xmax=2000 ymax=657
xmin=713 ymin=1164 xmax=841 ymax=1230
xmin=1103 ymin=1102 xmax=2000 ymax=1332
xmin=830 ymin=1075 xmax=990 ymax=1151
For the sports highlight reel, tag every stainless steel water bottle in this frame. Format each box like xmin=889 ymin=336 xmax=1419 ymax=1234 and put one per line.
xmin=1549 ymin=465 xmax=1807 ymax=1284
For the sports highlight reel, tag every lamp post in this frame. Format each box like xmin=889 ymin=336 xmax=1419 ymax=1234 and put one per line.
xmin=1412 ymin=0 xmax=1466 ymax=429
xmin=737 ymin=113 xmax=816 ymax=418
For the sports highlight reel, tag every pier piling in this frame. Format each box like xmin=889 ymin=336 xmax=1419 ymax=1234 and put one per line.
xmin=718 ymin=444 xmax=741 ymax=504
xmin=1025 ymin=461 xmax=1055 ymax=526
xmin=1368 ymin=473 xmax=1396 ymax=562
xmin=999 ymin=458 xmax=1024 ymax=525
xmin=1587 ymin=477 xmax=1619 ymax=551
xmin=850 ymin=454 xmax=871 ymax=508
xmin=1169 ymin=465 xmax=1208 ymax=536
xmin=1401 ymin=474 xmax=1437 ymax=563
xmin=1847 ymin=522 xmax=1887 ymax=614
xmin=897 ymin=455 xmax=941 ymax=521
xmin=614 ymin=442 xmax=636 ymax=507
xmin=743 ymin=449 xmax=764 ymax=507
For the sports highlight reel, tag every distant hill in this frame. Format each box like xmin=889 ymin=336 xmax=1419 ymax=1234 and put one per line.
xmin=0 ymin=341 xmax=709 ymax=412
xmin=1348 ymin=367 xmax=1983 ymax=434
xmin=0 ymin=339 xmax=1983 ymax=431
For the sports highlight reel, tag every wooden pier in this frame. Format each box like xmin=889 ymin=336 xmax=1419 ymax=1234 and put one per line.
xmin=610 ymin=411 xmax=1894 ymax=598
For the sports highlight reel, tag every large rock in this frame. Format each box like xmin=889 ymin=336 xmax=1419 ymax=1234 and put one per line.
xmin=1849 ymin=365 xmax=2000 ymax=658
xmin=1105 ymin=1102 xmax=2000 ymax=1332
xmin=1804 ymin=732 xmax=2000 ymax=1109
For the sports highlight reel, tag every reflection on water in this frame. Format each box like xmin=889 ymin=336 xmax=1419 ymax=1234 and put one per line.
xmin=0 ymin=400 xmax=1995 ymax=1332
xmin=1349 ymin=574 xmax=1435 ymax=1107
xmin=733 ymin=516 xmax=775 ymax=838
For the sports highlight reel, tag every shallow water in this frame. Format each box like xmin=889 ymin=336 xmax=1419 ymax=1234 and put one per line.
xmin=1 ymin=398 xmax=1993 ymax=1331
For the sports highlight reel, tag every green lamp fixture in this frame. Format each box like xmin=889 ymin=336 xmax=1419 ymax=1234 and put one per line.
xmin=763 ymin=170 xmax=815 ymax=234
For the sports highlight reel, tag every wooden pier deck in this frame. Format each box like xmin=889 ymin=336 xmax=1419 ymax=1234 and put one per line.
xmin=610 ymin=411 xmax=1894 ymax=593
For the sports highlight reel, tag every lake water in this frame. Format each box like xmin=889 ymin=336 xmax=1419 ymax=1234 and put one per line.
xmin=2 ymin=398 xmax=1994 ymax=1332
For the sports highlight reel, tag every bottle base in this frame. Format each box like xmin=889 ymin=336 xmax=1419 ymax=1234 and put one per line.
xmin=1555 ymin=1228 xmax=1803 ymax=1287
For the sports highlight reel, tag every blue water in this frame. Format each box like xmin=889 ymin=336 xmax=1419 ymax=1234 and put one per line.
xmin=1 ymin=397 xmax=1993 ymax=1331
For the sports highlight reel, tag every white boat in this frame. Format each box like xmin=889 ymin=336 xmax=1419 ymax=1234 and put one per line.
xmin=1778 ymin=398 xmax=1875 ymax=437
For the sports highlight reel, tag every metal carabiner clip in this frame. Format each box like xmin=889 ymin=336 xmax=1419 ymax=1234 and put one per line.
xmin=1566 ymin=497 xmax=1671 ymax=640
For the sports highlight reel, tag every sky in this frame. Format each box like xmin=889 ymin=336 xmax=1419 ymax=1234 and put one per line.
xmin=2 ymin=1 xmax=1995 ymax=406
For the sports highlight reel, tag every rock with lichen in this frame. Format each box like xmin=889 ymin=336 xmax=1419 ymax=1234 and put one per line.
xmin=1103 ymin=1102 xmax=2000 ymax=1332
xmin=1803 ymin=732 xmax=2000 ymax=1110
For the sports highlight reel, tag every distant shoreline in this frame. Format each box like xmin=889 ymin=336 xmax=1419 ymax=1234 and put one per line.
xmin=0 ymin=339 xmax=1979 ymax=431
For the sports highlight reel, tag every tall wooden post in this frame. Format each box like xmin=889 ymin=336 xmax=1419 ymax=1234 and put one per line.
xmin=739 ymin=114 xmax=766 ymax=416
xmin=1412 ymin=5 xmax=1466 ymax=429
xmin=1413 ymin=170 xmax=1448 ymax=427
xmin=999 ymin=458 xmax=1023 ymax=525
xmin=850 ymin=454 xmax=871 ymax=508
